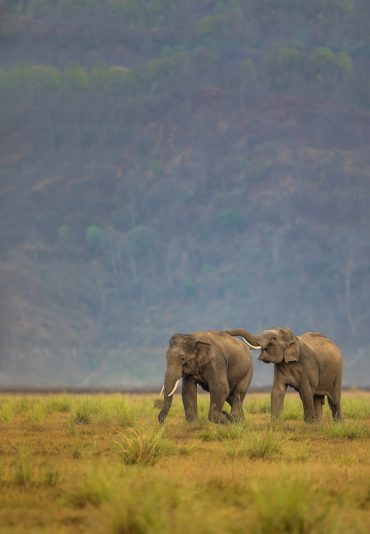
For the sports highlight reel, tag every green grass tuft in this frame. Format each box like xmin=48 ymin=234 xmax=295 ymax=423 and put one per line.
xmin=42 ymin=465 xmax=60 ymax=487
xmin=282 ymin=399 xmax=302 ymax=420
xmin=228 ymin=430 xmax=287 ymax=460
xmin=109 ymin=478 xmax=217 ymax=534
xmin=251 ymin=476 xmax=329 ymax=533
xmin=325 ymin=421 xmax=369 ymax=440
xmin=72 ymin=398 xmax=96 ymax=424
xmin=115 ymin=427 xmax=172 ymax=466
xmin=0 ymin=402 xmax=14 ymax=423
xmin=69 ymin=438 xmax=97 ymax=459
xmin=13 ymin=397 xmax=32 ymax=414
xmin=200 ymin=422 xmax=247 ymax=442
xmin=29 ymin=403 xmax=47 ymax=425
xmin=45 ymin=395 xmax=72 ymax=414
xmin=115 ymin=404 xmax=136 ymax=427
xmin=341 ymin=397 xmax=370 ymax=419
xmin=67 ymin=470 xmax=111 ymax=508
xmin=246 ymin=397 xmax=271 ymax=414
xmin=14 ymin=453 xmax=32 ymax=486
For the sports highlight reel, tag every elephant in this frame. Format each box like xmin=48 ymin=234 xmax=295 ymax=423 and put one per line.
xmin=223 ymin=327 xmax=343 ymax=423
xmin=158 ymin=330 xmax=254 ymax=424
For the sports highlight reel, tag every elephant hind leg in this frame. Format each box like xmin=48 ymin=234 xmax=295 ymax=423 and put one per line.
xmin=208 ymin=381 xmax=230 ymax=424
xmin=227 ymin=368 xmax=253 ymax=422
xmin=313 ymin=395 xmax=324 ymax=423
xmin=328 ymin=372 xmax=342 ymax=422
xmin=226 ymin=391 xmax=244 ymax=422
xmin=328 ymin=397 xmax=342 ymax=422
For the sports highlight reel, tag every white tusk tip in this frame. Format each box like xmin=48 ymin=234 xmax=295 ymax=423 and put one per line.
xmin=167 ymin=379 xmax=180 ymax=397
xmin=241 ymin=337 xmax=262 ymax=350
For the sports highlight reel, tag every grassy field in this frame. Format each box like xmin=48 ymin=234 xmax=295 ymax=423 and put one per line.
xmin=0 ymin=391 xmax=369 ymax=533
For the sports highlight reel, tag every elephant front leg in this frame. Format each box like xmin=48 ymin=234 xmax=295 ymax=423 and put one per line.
xmin=271 ymin=382 xmax=286 ymax=420
xmin=208 ymin=382 xmax=230 ymax=424
xmin=298 ymin=385 xmax=316 ymax=423
xmin=182 ymin=375 xmax=198 ymax=421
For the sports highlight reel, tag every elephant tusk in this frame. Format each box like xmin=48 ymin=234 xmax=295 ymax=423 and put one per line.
xmin=168 ymin=379 xmax=180 ymax=397
xmin=241 ymin=337 xmax=262 ymax=350
xmin=160 ymin=385 xmax=164 ymax=396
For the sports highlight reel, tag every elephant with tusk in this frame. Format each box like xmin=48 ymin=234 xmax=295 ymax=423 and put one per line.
xmin=224 ymin=327 xmax=343 ymax=423
xmin=158 ymin=330 xmax=253 ymax=424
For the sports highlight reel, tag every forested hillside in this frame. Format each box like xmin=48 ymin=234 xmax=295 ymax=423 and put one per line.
xmin=0 ymin=0 xmax=369 ymax=387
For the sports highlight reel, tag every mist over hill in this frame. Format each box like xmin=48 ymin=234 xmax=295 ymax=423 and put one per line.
xmin=0 ymin=0 xmax=369 ymax=388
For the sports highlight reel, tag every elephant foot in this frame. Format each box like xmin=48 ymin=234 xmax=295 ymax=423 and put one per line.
xmin=229 ymin=412 xmax=244 ymax=423
xmin=185 ymin=415 xmax=197 ymax=423
xmin=303 ymin=415 xmax=317 ymax=423
xmin=208 ymin=412 xmax=230 ymax=424
xmin=271 ymin=414 xmax=283 ymax=425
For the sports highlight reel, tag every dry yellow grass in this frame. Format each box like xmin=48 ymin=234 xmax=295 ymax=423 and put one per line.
xmin=0 ymin=391 xmax=369 ymax=533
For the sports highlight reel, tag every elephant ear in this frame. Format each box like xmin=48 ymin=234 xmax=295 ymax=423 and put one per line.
xmin=284 ymin=338 xmax=300 ymax=363
xmin=195 ymin=341 xmax=214 ymax=367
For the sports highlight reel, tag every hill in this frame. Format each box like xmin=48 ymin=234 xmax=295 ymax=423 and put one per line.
xmin=0 ymin=0 xmax=369 ymax=387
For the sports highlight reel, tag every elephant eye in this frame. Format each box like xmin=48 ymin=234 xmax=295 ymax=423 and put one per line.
xmin=271 ymin=336 xmax=277 ymax=341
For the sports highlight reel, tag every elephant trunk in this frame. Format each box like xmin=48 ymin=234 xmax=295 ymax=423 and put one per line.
xmin=224 ymin=329 xmax=262 ymax=349
xmin=158 ymin=361 xmax=182 ymax=423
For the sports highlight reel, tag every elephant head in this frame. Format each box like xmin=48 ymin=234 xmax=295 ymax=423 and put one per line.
xmin=224 ymin=327 xmax=300 ymax=364
xmin=256 ymin=327 xmax=300 ymax=364
xmin=158 ymin=334 xmax=213 ymax=423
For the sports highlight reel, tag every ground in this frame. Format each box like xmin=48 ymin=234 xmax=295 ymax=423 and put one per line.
xmin=0 ymin=391 xmax=369 ymax=533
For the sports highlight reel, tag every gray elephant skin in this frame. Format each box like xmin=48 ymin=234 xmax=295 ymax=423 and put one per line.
xmin=158 ymin=331 xmax=253 ymax=424
xmin=224 ymin=327 xmax=343 ymax=423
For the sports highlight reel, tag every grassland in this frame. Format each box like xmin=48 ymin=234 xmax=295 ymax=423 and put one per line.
xmin=0 ymin=391 xmax=369 ymax=533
